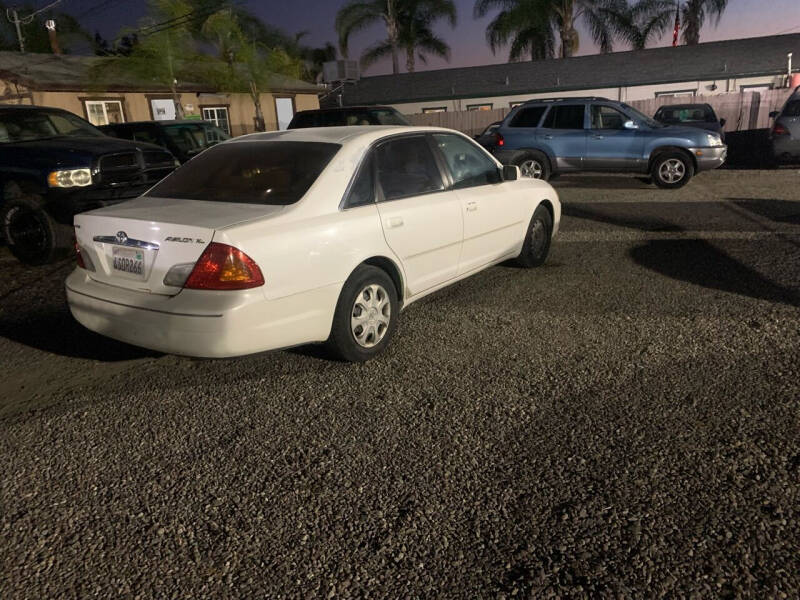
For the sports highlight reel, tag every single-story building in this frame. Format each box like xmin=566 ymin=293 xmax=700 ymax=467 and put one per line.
xmin=335 ymin=33 xmax=800 ymax=115
xmin=0 ymin=51 xmax=321 ymax=134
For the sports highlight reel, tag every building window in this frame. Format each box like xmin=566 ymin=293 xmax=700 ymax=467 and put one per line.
xmin=84 ymin=100 xmax=124 ymax=126
xmin=274 ymin=96 xmax=295 ymax=130
xmin=654 ymin=89 xmax=696 ymax=98
xmin=739 ymin=84 xmax=773 ymax=93
xmin=467 ymin=103 xmax=493 ymax=111
xmin=422 ymin=107 xmax=447 ymax=113
xmin=509 ymin=101 xmax=524 ymax=108
xmin=202 ymin=106 xmax=230 ymax=134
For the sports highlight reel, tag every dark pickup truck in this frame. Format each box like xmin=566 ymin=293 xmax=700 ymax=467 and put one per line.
xmin=0 ymin=105 xmax=177 ymax=265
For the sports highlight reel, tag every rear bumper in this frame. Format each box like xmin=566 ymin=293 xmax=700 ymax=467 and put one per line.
xmin=771 ymin=136 xmax=800 ymax=161
xmin=688 ymin=146 xmax=727 ymax=171
xmin=65 ymin=269 xmax=341 ymax=358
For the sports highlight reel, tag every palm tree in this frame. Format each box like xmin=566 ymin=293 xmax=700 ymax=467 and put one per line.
xmin=475 ymin=0 xmax=624 ymax=61
xmin=359 ymin=0 xmax=457 ymax=72
xmin=680 ymin=0 xmax=728 ymax=45
xmin=606 ymin=0 xmax=675 ymax=50
xmin=336 ymin=0 xmax=456 ymax=74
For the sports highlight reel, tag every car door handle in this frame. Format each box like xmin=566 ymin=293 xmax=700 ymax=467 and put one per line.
xmin=386 ymin=216 xmax=404 ymax=228
xmin=466 ymin=201 xmax=478 ymax=212
xmin=592 ymin=134 xmax=605 ymax=140
xmin=544 ymin=135 xmax=554 ymax=140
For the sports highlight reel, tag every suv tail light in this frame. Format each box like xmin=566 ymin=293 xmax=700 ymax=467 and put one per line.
xmin=493 ymin=132 xmax=505 ymax=147
xmin=772 ymin=123 xmax=790 ymax=137
xmin=183 ymin=242 xmax=264 ymax=290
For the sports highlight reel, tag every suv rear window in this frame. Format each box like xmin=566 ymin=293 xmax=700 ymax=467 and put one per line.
xmin=510 ymin=106 xmax=546 ymax=128
xmin=290 ymin=109 xmax=409 ymax=128
xmin=146 ymin=141 xmax=340 ymax=205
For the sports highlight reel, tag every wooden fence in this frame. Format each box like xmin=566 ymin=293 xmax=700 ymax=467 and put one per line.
xmin=407 ymin=89 xmax=794 ymax=137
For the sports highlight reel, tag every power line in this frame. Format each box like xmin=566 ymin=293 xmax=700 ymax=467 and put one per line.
xmin=6 ymin=0 xmax=65 ymax=51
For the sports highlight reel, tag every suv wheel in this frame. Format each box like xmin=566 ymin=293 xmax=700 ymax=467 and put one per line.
xmin=515 ymin=151 xmax=551 ymax=181
xmin=651 ymin=152 xmax=694 ymax=189
xmin=1 ymin=190 xmax=72 ymax=265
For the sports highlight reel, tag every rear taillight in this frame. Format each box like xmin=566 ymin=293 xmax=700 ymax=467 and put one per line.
xmin=494 ymin=132 xmax=505 ymax=147
xmin=183 ymin=242 xmax=264 ymax=290
xmin=74 ymin=239 xmax=86 ymax=269
xmin=772 ymin=123 xmax=790 ymax=137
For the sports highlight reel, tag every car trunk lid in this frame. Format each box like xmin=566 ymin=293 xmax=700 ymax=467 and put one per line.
xmin=74 ymin=197 xmax=283 ymax=295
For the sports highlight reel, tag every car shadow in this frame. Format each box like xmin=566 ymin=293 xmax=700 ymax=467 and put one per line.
xmin=629 ymin=239 xmax=800 ymax=307
xmin=552 ymin=175 xmax=654 ymax=190
xmin=0 ymin=305 xmax=160 ymax=361
xmin=729 ymin=198 xmax=800 ymax=226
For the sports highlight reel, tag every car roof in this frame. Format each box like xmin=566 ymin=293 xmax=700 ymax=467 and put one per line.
xmin=521 ymin=96 xmax=610 ymax=106
xmin=295 ymin=106 xmax=398 ymax=114
xmin=0 ymin=104 xmax=69 ymax=111
xmin=102 ymin=120 xmax=215 ymax=126
xmin=229 ymin=125 xmax=453 ymax=146
xmin=656 ymin=104 xmax=712 ymax=110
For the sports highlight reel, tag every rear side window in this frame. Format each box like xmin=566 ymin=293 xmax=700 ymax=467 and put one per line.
xmin=783 ymin=100 xmax=800 ymax=117
xmin=345 ymin=154 xmax=375 ymax=208
xmin=146 ymin=141 xmax=340 ymax=205
xmin=129 ymin=127 xmax=161 ymax=145
xmin=375 ymin=136 xmax=444 ymax=200
xmin=510 ymin=106 xmax=546 ymax=128
xmin=542 ymin=105 xmax=586 ymax=130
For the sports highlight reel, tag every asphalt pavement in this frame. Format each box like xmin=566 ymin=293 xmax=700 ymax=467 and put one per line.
xmin=1 ymin=170 xmax=799 ymax=598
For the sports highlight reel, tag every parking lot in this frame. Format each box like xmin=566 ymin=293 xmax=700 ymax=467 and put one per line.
xmin=1 ymin=169 xmax=799 ymax=598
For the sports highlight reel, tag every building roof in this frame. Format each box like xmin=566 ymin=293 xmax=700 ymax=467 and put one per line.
xmin=0 ymin=51 xmax=320 ymax=95
xmin=340 ymin=33 xmax=800 ymax=106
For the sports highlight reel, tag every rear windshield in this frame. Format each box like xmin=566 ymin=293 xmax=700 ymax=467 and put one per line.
xmin=656 ymin=106 xmax=715 ymax=123
xmin=146 ymin=141 xmax=340 ymax=205
xmin=783 ymin=100 xmax=800 ymax=117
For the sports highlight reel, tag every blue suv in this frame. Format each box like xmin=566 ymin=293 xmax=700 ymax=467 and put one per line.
xmin=491 ymin=97 xmax=727 ymax=189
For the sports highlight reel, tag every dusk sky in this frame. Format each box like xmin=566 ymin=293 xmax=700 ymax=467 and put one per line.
xmin=63 ymin=0 xmax=800 ymax=76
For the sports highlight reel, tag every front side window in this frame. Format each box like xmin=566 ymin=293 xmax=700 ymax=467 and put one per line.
xmin=146 ymin=141 xmax=340 ymax=205
xmin=0 ymin=109 xmax=104 ymax=142
xmin=542 ymin=105 xmax=586 ymax=130
xmin=434 ymin=133 xmax=499 ymax=190
xmin=84 ymin=100 xmax=124 ymax=126
xmin=375 ymin=136 xmax=444 ymax=201
xmin=591 ymin=105 xmax=628 ymax=130
xmin=510 ymin=106 xmax=546 ymax=128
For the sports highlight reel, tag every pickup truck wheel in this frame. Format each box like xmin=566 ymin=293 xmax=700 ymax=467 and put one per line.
xmin=516 ymin=204 xmax=553 ymax=268
xmin=0 ymin=193 xmax=72 ymax=265
xmin=651 ymin=152 xmax=694 ymax=189
xmin=515 ymin=151 xmax=551 ymax=181
xmin=327 ymin=265 xmax=399 ymax=362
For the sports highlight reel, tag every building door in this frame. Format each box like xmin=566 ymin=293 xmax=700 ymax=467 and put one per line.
xmin=150 ymin=98 xmax=175 ymax=120
xmin=275 ymin=97 xmax=294 ymax=130
xmin=201 ymin=106 xmax=230 ymax=135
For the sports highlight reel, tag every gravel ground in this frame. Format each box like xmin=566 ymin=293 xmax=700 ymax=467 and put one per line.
xmin=1 ymin=170 xmax=799 ymax=598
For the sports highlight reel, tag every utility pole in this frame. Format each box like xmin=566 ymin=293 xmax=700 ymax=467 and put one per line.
xmin=11 ymin=9 xmax=25 ymax=52
xmin=6 ymin=1 xmax=64 ymax=53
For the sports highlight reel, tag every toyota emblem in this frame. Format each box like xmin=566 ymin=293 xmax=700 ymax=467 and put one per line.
xmin=116 ymin=231 xmax=128 ymax=244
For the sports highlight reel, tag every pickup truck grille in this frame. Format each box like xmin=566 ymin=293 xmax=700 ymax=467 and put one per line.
xmin=98 ymin=150 xmax=176 ymax=186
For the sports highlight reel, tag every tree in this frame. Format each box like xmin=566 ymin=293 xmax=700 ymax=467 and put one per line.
xmin=396 ymin=0 xmax=457 ymax=73
xmin=199 ymin=8 xmax=304 ymax=131
xmin=606 ymin=0 xmax=675 ymax=50
xmin=336 ymin=0 xmax=403 ymax=74
xmin=91 ymin=0 xmax=199 ymax=119
xmin=681 ymin=0 xmax=728 ymax=45
xmin=474 ymin=0 xmax=625 ymax=61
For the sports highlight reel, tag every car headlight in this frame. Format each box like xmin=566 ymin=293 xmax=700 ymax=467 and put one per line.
xmin=47 ymin=168 xmax=93 ymax=188
xmin=706 ymin=134 xmax=723 ymax=147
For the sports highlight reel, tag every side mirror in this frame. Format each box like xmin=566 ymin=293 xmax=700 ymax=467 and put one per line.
xmin=769 ymin=111 xmax=780 ymax=119
xmin=719 ymin=118 xmax=726 ymax=127
xmin=623 ymin=120 xmax=639 ymax=130
xmin=502 ymin=165 xmax=519 ymax=181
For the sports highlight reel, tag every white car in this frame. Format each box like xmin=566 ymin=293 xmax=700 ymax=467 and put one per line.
xmin=66 ymin=126 xmax=560 ymax=361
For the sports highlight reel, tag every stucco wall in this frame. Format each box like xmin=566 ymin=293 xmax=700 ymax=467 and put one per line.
xmin=0 ymin=82 xmax=319 ymax=135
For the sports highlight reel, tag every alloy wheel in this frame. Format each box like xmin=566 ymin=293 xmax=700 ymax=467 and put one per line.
xmin=659 ymin=158 xmax=686 ymax=184
xmin=519 ymin=159 xmax=544 ymax=179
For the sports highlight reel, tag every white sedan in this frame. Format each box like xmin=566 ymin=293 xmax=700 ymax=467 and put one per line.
xmin=66 ymin=126 xmax=560 ymax=361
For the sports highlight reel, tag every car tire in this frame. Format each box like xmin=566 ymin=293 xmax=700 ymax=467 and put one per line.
xmin=651 ymin=151 xmax=694 ymax=189
xmin=0 ymin=189 xmax=72 ymax=265
xmin=327 ymin=265 xmax=399 ymax=362
xmin=515 ymin=151 xmax=551 ymax=181
xmin=515 ymin=204 xmax=553 ymax=268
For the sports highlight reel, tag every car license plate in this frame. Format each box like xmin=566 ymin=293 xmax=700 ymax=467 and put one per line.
xmin=112 ymin=247 xmax=145 ymax=278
